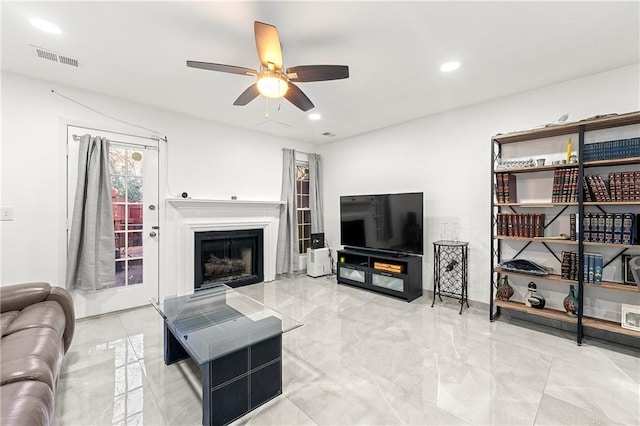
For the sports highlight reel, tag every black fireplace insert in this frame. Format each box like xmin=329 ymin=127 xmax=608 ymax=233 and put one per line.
xmin=194 ymin=229 xmax=264 ymax=290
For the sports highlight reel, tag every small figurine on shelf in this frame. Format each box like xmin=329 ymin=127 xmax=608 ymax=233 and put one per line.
xmin=525 ymin=282 xmax=545 ymax=309
xmin=496 ymin=276 xmax=514 ymax=301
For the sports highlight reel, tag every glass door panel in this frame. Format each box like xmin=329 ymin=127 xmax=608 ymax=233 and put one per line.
xmin=372 ymin=273 xmax=404 ymax=292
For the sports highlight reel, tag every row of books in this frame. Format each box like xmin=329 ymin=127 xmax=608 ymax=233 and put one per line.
xmin=583 ymin=137 xmax=640 ymax=162
xmin=495 ymin=173 xmax=517 ymax=204
xmin=496 ymin=170 xmax=640 ymax=204
xmin=561 ymin=251 xmax=603 ymax=283
xmin=583 ymin=212 xmax=639 ymax=245
xmin=584 ymin=174 xmax=611 ymax=202
xmin=496 ymin=213 xmax=545 ymax=238
xmin=551 ymin=168 xmax=579 ymax=203
xmin=607 ymin=171 xmax=640 ymax=202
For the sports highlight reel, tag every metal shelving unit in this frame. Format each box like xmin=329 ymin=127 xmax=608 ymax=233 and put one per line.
xmin=490 ymin=111 xmax=640 ymax=347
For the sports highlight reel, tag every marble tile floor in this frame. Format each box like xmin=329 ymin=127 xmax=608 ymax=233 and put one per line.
xmin=54 ymin=276 xmax=639 ymax=426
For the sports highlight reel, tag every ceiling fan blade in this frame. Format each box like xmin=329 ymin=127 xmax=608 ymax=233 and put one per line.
xmin=254 ymin=21 xmax=283 ymax=70
xmin=284 ymin=83 xmax=314 ymax=111
xmin=187 ymin=61 xmax=256 ymax=76
xmin=233 ymin=84 xmax=260 ymax=106
xmin=286 ymin=65 xmax=349 ymax=82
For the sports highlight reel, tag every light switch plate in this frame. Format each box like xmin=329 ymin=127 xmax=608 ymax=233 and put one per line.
xmin=1 ymin=207 xmax=14 ymax=221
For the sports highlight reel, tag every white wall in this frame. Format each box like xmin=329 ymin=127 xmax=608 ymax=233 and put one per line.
xmin=2 ymin=64 xmax=639 ymax=318
xmin=0 ymin=71 xmax=315 ymax=295
xmin=320 ymin=64 xmax=640 ymax=313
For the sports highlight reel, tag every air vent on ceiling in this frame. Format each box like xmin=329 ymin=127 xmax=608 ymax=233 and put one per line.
xmin=32 ymin=45 xmax=79 ymax=67
xmin=58 ymin=55 xmax=79 ymax=67
xmin=320 ymin=132 xmax=337 ymax=137
xmin=35 ymin=47 xmax=57 ymax=62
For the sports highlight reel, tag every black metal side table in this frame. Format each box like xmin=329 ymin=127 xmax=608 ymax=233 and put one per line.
xmin=432 ymin=240 xmax=469 ymax=314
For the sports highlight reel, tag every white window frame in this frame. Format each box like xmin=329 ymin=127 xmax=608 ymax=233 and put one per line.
xmin=296 ymin=160 xmax=311 ymax=254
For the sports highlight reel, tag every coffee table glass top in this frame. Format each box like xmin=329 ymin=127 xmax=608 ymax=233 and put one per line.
xmin=150 ymin=284 xmax=302 ymax=364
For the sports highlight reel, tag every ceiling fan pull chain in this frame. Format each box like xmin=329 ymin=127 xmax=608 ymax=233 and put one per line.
xmin=265 ymin=97 xmax=269 ymax=119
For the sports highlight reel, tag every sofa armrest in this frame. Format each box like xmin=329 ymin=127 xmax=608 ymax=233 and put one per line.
xmin=45 ymin=287 xmax=75 ymax=353
xmin=0 ymin=282 xmax=51 ymax=313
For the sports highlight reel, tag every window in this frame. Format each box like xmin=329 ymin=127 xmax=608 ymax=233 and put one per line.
xmin=109 ymin=146 xmax=144 ymax=287
xmin=296 ymin=163 xmax=311 ymax=254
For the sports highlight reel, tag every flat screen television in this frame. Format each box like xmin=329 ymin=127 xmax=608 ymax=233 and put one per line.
xmin=340 ymin=192 xmax=424 ymax=255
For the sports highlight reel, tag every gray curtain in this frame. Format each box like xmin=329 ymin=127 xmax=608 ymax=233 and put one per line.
xmin=309 ymin=153 xmax=324 ymax=233
xmin=276 ymin=148 xmax=299 ymax=275
xmin=66 ymin=134 xmax=116 ymax=291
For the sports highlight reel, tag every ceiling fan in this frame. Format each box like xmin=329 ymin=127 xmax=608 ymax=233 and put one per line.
xmin=187 ymin=21 xmax=349 ymax=112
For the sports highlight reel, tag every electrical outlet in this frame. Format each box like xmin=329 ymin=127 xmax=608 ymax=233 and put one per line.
xmin=1 ymin=207 xmax=14 ymax=221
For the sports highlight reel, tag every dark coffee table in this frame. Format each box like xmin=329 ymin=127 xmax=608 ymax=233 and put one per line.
xmin=150 ymin=284 xmax=301 ymax=426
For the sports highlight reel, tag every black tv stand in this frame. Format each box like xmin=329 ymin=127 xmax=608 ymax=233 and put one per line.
xmin=337 ymin=248 xmax=423 ymax=302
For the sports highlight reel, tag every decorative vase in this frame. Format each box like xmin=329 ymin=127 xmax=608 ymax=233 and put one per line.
xmin=563 ymin=285 xmax=578 ymax=317
xmin=496 ymin=276 xmax=514 ymax=301
xmin=525 ymin=282 xmax=545 ymax=309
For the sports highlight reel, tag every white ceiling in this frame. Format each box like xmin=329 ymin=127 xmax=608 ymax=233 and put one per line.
xmin=2 ymin=1 xmax=639 ymax=144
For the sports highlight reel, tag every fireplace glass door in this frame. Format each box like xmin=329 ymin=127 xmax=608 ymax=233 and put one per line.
xmin=195 ymin=230 xmax=264 ymax=289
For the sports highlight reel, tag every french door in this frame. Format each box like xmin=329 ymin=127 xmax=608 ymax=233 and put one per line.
xmin=66 ymin=125 xmax=159 ymax=318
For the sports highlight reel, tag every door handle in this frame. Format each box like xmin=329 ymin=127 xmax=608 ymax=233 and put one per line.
xmin=149 ymin=231 xmax=157 ymax=237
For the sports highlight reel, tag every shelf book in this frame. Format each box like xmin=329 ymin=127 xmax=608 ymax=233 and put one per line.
xmin=583 ymin=137 xmax=640 ymax=162
xmin=583 ymin=212 xmax=639 ymax=244
xmin=607 ymin=171 xmax=640 ymax=202
xmin=552 ymin=168 xmax=579 ymax=203
xmin=584 ymin=170 xmax=640 ymax=202
xmin=561 ymin=251 xmax=603 ymax=283
xmin=584 ymin=174 xmax=612 ymax=202
xmin=495 ymin=173 xmax=517 ymax=204
xmin=496 ymin=213 xmax=544 ymax=237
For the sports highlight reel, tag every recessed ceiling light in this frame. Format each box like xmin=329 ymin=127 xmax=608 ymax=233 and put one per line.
xmin=308 ymin=113 xmax=321 ymax=121
xmin=30 ymin=18 xmax=62 ymax=34
xmin=440 ymin=61 xmax=460 ymax=73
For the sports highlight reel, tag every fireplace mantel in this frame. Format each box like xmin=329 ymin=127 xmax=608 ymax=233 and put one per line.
xmin=165 ymin=198 xmax=282 ymax=296
xmin=168 ymin=198 xmax=284 ymax=210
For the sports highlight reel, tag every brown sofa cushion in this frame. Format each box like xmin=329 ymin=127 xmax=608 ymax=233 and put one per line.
xmin=0 ymin=380 xmax=54 ymax=426
xmin=0 ymin=357 xmax=56 ymax=389
xmin=0 ymin=328 xmax=64 ymax=389
xmin=0 ymin=282 xmax=75 ymax=426
xmin=0 ymin=311 xmax=19 ymax=336
xmin=3 ymin=301 xmax=66 ymax=338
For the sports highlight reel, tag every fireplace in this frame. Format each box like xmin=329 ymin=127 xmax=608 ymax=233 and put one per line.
xmin=194 ymin=229 xmax=264 ymax=290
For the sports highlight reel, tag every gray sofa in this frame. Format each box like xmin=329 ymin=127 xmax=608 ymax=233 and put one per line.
xmin=0 ymin=282 xmax=75 ymax=426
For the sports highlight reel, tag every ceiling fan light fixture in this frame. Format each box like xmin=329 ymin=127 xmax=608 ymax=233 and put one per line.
xmin=30 ymin=18 xmax=62 ymax=34
xmin=257 ymin=71 xmax=288 ymax=98
xmin=440 ymin=61 xmax=461 ymax=72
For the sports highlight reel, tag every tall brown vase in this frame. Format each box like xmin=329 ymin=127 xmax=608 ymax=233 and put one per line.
xmin=496 ymin=276 xmax=514 ymax=301
xmin=563 ymin=285 xmax=578 ymax=317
